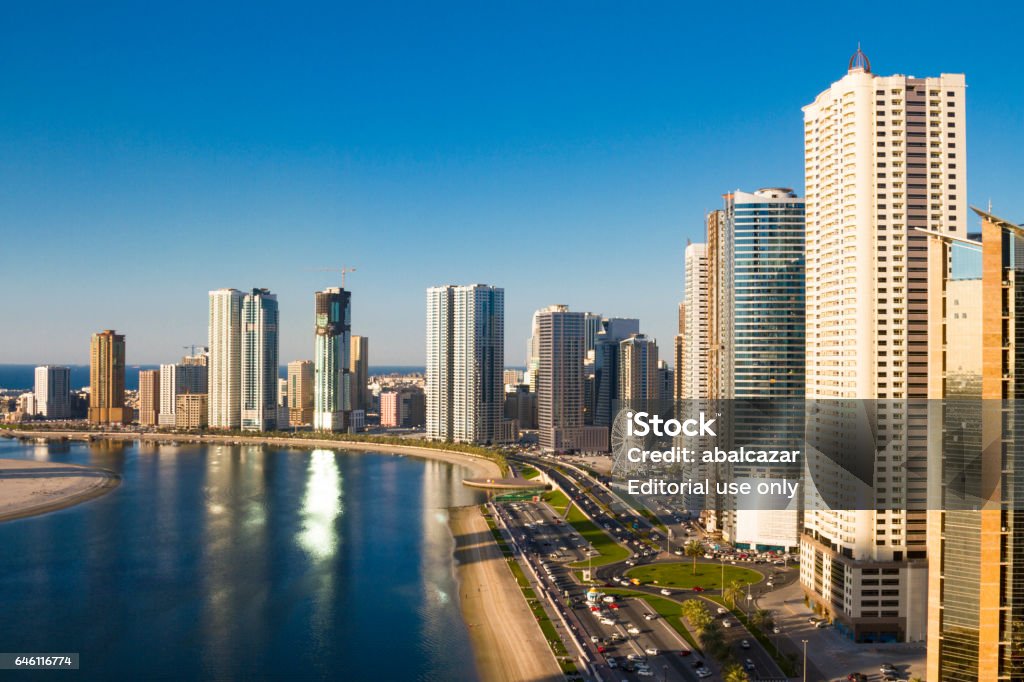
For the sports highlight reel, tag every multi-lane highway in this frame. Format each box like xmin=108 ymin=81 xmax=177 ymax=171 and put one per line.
xmin=498 ymin=453 xmax=792 ymax=681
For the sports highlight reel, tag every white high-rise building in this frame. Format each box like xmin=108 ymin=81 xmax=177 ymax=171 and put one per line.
xmin=536 ymin=305 xmax=584 ymax=452
xmin=799 ymin=48 xmax=966 ymax=643
xmin=682 ymin=242 xmax=709 ymax=400
xmin=34 ymin=366 xmax=71 ymax=419
xmin=241 ymin=288 xmax=279 ymax=432
xmin=425 ymin=284 xmax=504 ymax=444
xmin=158 ymin=362 xmax=208 ymax=426
xmin=208 ymin=288 xmax=243 ymax=429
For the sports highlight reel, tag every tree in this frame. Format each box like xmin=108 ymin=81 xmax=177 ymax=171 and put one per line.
xmin=722 ymin=663 xmax=749 ymax=682
xmin=685 ymin=539 xmax=704 ymax=575
xmin=723 ymin=580 xmax=744 ymax=609
xmin=751 ymin=609 xmax=774 ymax=633
xmin=699 ymin=621 xmax=725 ymax=656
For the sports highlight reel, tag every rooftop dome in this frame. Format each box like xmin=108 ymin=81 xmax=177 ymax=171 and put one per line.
xmin=849 ymin=44 xmax=871 ymax=73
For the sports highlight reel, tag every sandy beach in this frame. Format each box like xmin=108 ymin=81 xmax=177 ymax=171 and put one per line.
xmin=0 ymin=458 xmax=120 ymax=522
xmin=1 ymin=430 xmax=502 ymax=480
xmin=449 ymin=506 xmax=564 ymax=682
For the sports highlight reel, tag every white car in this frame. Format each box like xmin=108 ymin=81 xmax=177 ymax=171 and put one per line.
xmin=637 ymin=668 xmax=654 ymax=678
xmin=716 ymin=607 xmax=728 ymax=615
xmin=644 ymin=647 xmax=659 ymax=656
xmin=627 ymin=626 xmax=641 ymax=635
xmin=660 ymin=589 xmax=672 ymax=596
xmin=696 ymin=669 xmax=713 ymax=679
xmin=722 ymin=619 xmax=733 ymax=628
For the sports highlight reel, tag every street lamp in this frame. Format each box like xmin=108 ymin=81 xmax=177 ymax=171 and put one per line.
xmin=801 ymin=639 xmax=808 ymax=682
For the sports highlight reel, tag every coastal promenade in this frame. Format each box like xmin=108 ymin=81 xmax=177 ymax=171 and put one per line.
xmin=1 ymin=429 xmax=502 ymax=479
xmin=0 ymin=458 xmax=119 ymax=522
xmin=450 ymin=506 xmax=564 ymax=682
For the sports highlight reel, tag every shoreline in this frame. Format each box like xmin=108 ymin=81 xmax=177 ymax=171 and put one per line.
xmin=1 ymin=429 xmax=502 ymax=480
xmin=449 ymin=505 xmax=564 ymax=682
xmin=0 ymin=459 xmax=120 ymax=523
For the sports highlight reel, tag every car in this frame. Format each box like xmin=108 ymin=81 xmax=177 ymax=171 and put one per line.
xmin=808 ymin=617 xmax=819 ymax=624
xmin=678 ymin=648 xmax=692 ymax=657
xmin=722 ymin=619 xmax=733 ymax=628
xmin=626 ymin=653 xmax=644 ymax=662
xmin=773 ymin=626 xmax=781 ymax=634
xmin=696 ymin=668 xmax=713 ymax=679
xmin=627 ymin=626 xmax=641 ymax=635
xmin=600 ymin=618 xmax=615 ymax=625
xmin=609 ymin=603 xmax=620 ymax=610
xmin=603 ymin=596 xmax=616 ymax=603
xmin=766 ymin=581 xmax=774 ymax=588
xmin=644 ymin=613 xmax=655 ymax=620
xmin=846 ymin=674 xmax=867 ymax=682
xmin=745 ymin=658 xmax=756 ymax=671
xmin=597 ymin=645 xmax=606 ymax=654
xmin=660 ymin=589 xmax=672 ymax=596
xmin=815 ymin=620 xmax=831 ymax=628
xmin=880 ymin=664 xmax=896 ymax=673
xmin=740 ymin=639 xmax=750 ymax=649
xmin=716 ymin=607 xmax=728 ymax=615
xmin=606 ymin=656 xmax=617 ymax=669
xmin=645 ymin=647 xmax=659 ymax=656
xmin=591 ymin=635 xmax=600 ymax=643
xmin=637 ymin=668 xmax=655 ymax=677
xmin=692 ymin=586 xmax=705 ymax=592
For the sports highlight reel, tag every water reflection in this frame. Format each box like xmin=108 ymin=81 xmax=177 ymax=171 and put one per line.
xmin=299 ymin=449 xmax=343 ymax=560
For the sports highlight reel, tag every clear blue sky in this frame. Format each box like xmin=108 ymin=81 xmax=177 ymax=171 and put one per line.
xmin=2 ymin=1 xmax=1022 ymax=365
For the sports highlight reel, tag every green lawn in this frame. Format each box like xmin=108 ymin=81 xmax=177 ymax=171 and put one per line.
xmin=520 ymin=465 xmax=540 ymax=480
xmin=566 ymin=505 xmax=631 ymax=568
xmin=542 ymin=489 xmax=570 ymax=515
xmin=625 ymin=562 xmax=763 ymax=590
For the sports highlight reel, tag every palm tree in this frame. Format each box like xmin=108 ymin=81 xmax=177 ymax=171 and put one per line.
xmin=684 ymin=539 xmax=704 ymax=575
xmin=722 ymin=663 xmax=749 ymax=682
xmin=699 ymin=621 xmax=724 ymax=653
xmin=751 ymin=608 xmax=774 ymax=633
xmin=723 ymin=579 xmax=744 ymax=609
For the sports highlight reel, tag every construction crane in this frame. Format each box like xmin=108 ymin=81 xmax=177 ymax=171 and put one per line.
xmin=310 ymin=266 xmax=357 ymax=288
xmin=182 ymin=344 xmax=206 ymax=357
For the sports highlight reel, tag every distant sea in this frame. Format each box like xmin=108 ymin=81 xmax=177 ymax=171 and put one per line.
xmin=0 ymin=364 xmax=426 ymax=391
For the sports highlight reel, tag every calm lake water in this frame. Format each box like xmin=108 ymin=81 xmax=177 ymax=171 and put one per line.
xmin=0 ymin=438 xmax=486 ymax=681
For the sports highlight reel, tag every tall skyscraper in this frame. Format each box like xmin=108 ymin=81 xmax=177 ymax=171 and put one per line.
xmin=924 ymin=209 xmax=1023 ymax=680
xmin=425 ymin=284 xmax=504 ymax=444
xmin=34 ymin=365 xmax=71 ymax=419
xmin=682 ymin=242 xmax=709 ymax=400
xmin=593 ymin=317 xmax=641 ymax=426
xmin=800 ymin=49 xmax=966 ymax=643
xmin=287 ymin=360 xmax=314 ymax=426
xmin=241 ymin=288 xmax=279 ymax=432
xmin=350 ymin=335 xmax=370 ymax=412
xmin=673 ymin=302 xmax=685 ymax=401
xmin=88 ymin=330 xmax=128 ymax=424
xmin=208 ymin=289 xmax=243 ymax=429
xmin=714 ymin=188 xmax=806 ymax=551
xmin=138 ymin=369 xmax=160 ymax=426
xmin=617 ymin=333 xmax=659 ymax=402
xmin=536 ymin=305 xmax=606 ymax=452
xmin=426 ymin=286 xmax=455 ymax=439
xmin=313 ymin=287 xmax=351 ymax=432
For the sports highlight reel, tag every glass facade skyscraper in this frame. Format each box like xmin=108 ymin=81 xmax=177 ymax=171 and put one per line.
xmin=313 ymin=287 xmax=351 ymax=432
